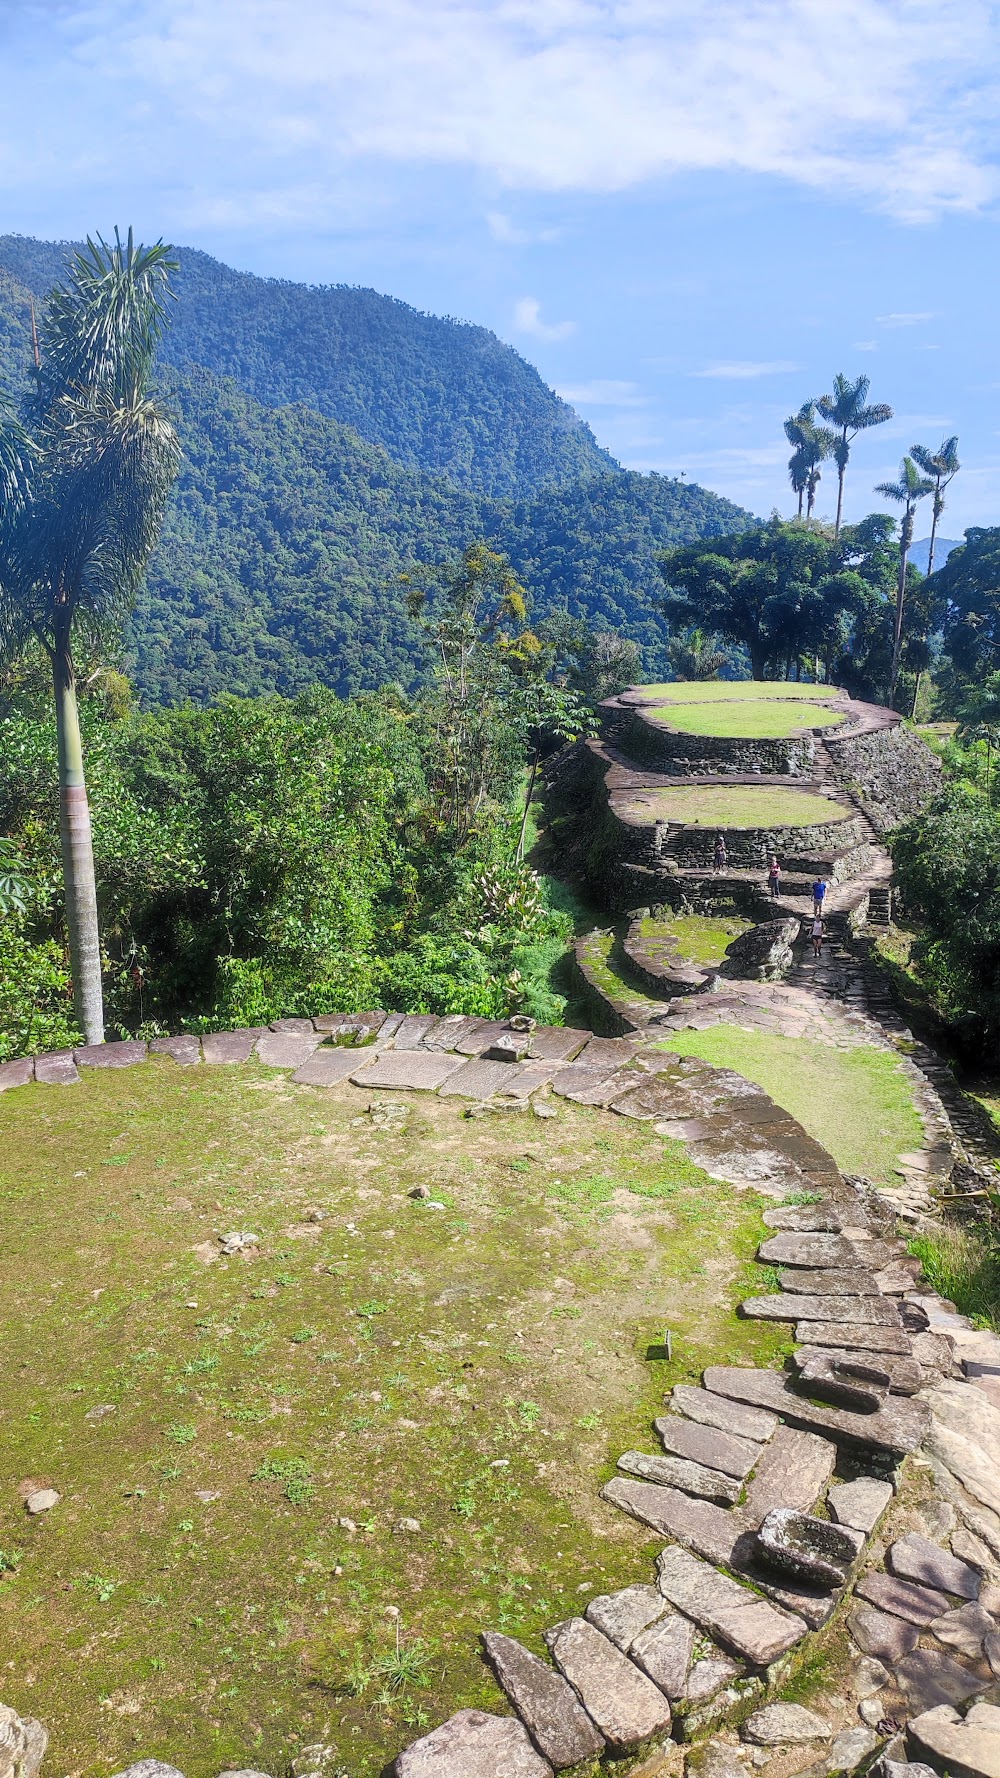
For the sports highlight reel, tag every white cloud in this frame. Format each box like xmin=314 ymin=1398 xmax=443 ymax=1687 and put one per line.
xmin=486 ymin=211 xmax=559 ymax=246
xmin=876 ymin=311 xmax=940 ymax=325
xmin=853 ymin=340 xmax=878 ymax=352
xmin=556 ymin=379 xmax=646 ymax=405
xmin=513 ymin=296 xmax=575 ymax=341
xmin=695 ymin=360 xmax=802 ymax=379
xmin=4 ymin=0 xmax=998 ymax=226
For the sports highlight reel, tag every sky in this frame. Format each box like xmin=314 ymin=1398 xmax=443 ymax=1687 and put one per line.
xmin=2 ymin=0 xmax=999 ymax=532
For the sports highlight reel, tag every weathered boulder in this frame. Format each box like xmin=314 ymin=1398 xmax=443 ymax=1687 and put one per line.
xmin=742 ymin=1702 xmax=832 ymax=1745
xmin=755 ymin=1507 xmax=856 ymax=1588
xmin=909 ymin=1701 xmax=1000 ymax=1778
xmin=395 ymin=1709 xmax=553 ymax=1776
xmin=0 ymin=1707 xmax=47 ymax=1778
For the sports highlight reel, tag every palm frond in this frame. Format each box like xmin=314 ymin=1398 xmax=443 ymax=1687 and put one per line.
xmin=36 ymin=227 xmax=177 ymax=413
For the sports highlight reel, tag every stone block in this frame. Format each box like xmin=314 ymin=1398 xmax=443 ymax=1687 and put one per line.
xmin=293 ymin=1049 xmax=376 ymax=1087
xmin=312 ymin=1009 xmax=387 ymax=1034
xmin=909 ymin=1701 xmax=1000 ymax=1778
xmin=269 ymin=1017 xmax=315 ymax=1034
xmin=0 ymin=1058 xmax=33 ymax=1092
xmin=741 ymin=1426 xmax=836 ymax=1522
xmin=762 ymin=1205 xmax=843 ymax=1232
xmin=897 ymin=1648 xmax=990 ymax=1712
xmin=75 ymin=1040 xmax=148 ymax=1068
xmin=350 ymin=1052 xmax=464 ymax=1091
xmin=778 ymin=1268 xmax=878 ymax=1296
xmin=743 ymin=1703 xmax=832 ymax=1744
xmin=702 ymin=1365 xmax=929 ymax=1458
xmin=0 ymin=1703 xmax=47 ymax=1778
xmin=395 ymin=1708 xmax=553 ymax=1776
xmin=758 ymin=1232 xmax=862 ymax=1268
xmin=795 ymin=1321 xmax=913 ymax=1356
xmin=543 ymin=1616 xmax=672 ymax=1750
xmin=585 ymin=1585 xmax=670 ymax=1652
xmin=202 ymin=1028 xmax=267 ymax=1063
xmin=856 ymin=1571 xmax=951 ymax=1626
xmin=393 ymin=1015 xmax=443 ymax=1050
xmin=33 ymin=1049 xmax=79 ymax=1084
xmin=889 ymin=1533 xmax=982 ymax=1600
xmin=653 ymin=1416 xmax=761 ymax=1479
xmin=438 ymin=1059 xmax=521 ymax=1099
xmin=528 ymin=1027 xmax=589 ymax=1061
xmin=453 ymin=1020 xmax=508 ymax=1055
xmin=930 ymin=1603 xmax=996 ymax=1658
xmin=484 ymin=1034 xmax=533 ymax=1063
xmin=630 ymin=1613 xmax=694 ymax=1699
xmin=617 ymin=1450 xmax=741 ymax=1505
xmin=255 ymin=1030 xmax=322 ymax=1069
xmin=602 ymin=1479 xmax=737 ymax=1564
xmin=847 ymin=1603 xmax=919 ymax=1662
xmin=573 ymin=1036 xmax=643 ymax=1068
xmin=656 ymin=1545 xmax=807 ymax=1665
xmin=755 ymin=1508 xmax=855 ymax=1588
xmin=668 ymin=1384 xmax=778 ymax=1444
xmin=741 ymin=1293 xmax=900 ymax=1325
xmin=150 ymin=1035 xmax=202 ymax=1065
xmin=552 ymin=1065 xmax=640 ymax=1105
xmin=481 ymin=1631 xmax=605 ymax=1768
xmin=684 ymin=1655 xmax=743 ymax=1703
xmin=795 ymin=1347 xmax=923 ymax=1395
xmin=827 ymin=1477 xmax=894 ymax=1534
xmin=421 ymin=1014 xmax=486 ymax=1051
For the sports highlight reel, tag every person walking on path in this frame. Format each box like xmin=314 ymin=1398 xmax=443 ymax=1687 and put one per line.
xmin=714 ymin=834 xmax=727 ymax=873
xmin=811 ymin=915 xmax=824 ymax=958
xmin=767 ymin=855 xmax=781 ymax=899
xmin=812 ymin=876 xmax=827 ymax=916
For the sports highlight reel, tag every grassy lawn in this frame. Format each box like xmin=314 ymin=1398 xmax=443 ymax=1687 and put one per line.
xmin=653 ymin=1027 xmax=923 ymax=1190
xmin=653 ymin=700 xmax=846 ymax=740
xmin=0 ymin=1059 xmax=788 ymax=1778
xmin=631 ymin=784 xmax=853 ymax=829
xmin=642 ymin=913 xmax=752 ymax=966
xmin=640 ymin=681 xmax=835 ymax=704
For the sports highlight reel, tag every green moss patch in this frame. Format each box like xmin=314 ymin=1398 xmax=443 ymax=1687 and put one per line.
xmin=0 ymin=1059 xmax=784 ymax=1777
xmin=641 ymin=913 xmax=752 ymax=967
xmin=640 ymin=681 xmax=835 ymax=704
xmin=653 ymin=700 xmax=846 ymax=740
xmin=654 ymin=1026 xmax=923 ymax=1190
xmin=631 ymin=784 xmax=852 ymax=829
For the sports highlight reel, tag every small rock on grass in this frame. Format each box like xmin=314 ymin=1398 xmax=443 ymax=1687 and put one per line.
xmin=218 ymin=1770 xmax=276 ymax=1778
xmin=687 ymin=1740 xmax=749 ymax=1778
xmin=393 ymin=1517 xmax=421 ymax=1534
xmin=109 ymin=1766 xmax=186 ymax=1778
xmin=395 ymin=1709 xmax=553 ymax=1777
xmin=852 ymin=1654 xmax=890 ymax=1698
xmin=24 ymin=1489 xmax=59 ymax=1515
xmin=743 ymin=1704 xmax=832 ymax=1746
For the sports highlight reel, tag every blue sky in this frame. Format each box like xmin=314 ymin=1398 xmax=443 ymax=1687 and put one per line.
xmin=3 ymin=0 xmax=999 ymax=531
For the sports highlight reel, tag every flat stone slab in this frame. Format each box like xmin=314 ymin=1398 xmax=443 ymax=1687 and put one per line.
xmin=504 ymin=1061 xmax=570 ymax=1096
xmin=741 ymin=1426 xmax=837 ymax=1522
xmin=848 ymin=1603 xmax=919 ymax=1662
xmin=890 ymin=1534 xmax=981 ymax=1600
xmin=796 ymin=1321 xmax=913 ymax=1355
xmin=762 ymin=1205 xmax=843 ymax=1232
xmin=350 ymin=1052 xmax=464 ymax=1090
xmin=255 ymin=1030 xmax=321 ymax=1069
xmin=395 ymin=1708 xmax=553 ymax=1776
xmin=293 ymin=1048 xmax=376 ymax=1087
xmin=669 ymin=1384 xmax=778 ymax=1444
xmin=552 ymin=1065 xmax=639 ymax=1105
xmin=657 ymin=1545 xmax=807 ymax=1665
xmin=202 ymin=1028 xmax=266 ymax=1063
xmin=574 ymin=1036 xmax=644 ymax=1068
xmin=0 ymin=1058 xmax=33 ymax=1091
xmin=796 ymin=1347 xmax=923 ymax=1395
xmin=909 ymin=1701 xmax=1000 ymax=1778
xmin=779 ymin=1268 xmax=879 ymax=1296
xmin=856 ymin=1571 xmax=951 ymax=1626
xmin=393 ymin=1014 xmax=443 ymax=1049
xmin=653 ymin=1416 xmax=761 ymax=1479
xmin=269 ymin=1017 xmax=315 ymax=1033
xmin=603 ymin=1479 xmax=737 ymax=1565
xmin=743 ymin=1703 xmax=832 ymax=1745
xmin=586 ymin=1585 xmax=669 ymax=1652
xmin=453 ymin=1019 xmax=507 ymax=1055
xmin=630 ymin=1612 xmax=694 ymax=1699
xmin=421 ymin=1014 xmax=487 ymax=1051
xmin=34 ymin=1050 xmax=79 ymax=1084
xmin=930 ymin=1604 xmax=996 ymax=1658
xmin=685 ymin=1655 xmax=742 ymax=1703
xmin=438 ymin=1058 xmax=521 ymax=1099
xmin=149 ymin=1035 xmax=202 ymax=1065
xmin=742 ymin=1293 xmax=900 ymax=1325
xmin=618 ymin=1450 xmax=741 ymax=1505
xmin=703 ymin=1366 xmax=928 ymax=1457
xmin=528 ymin=1027 xmax=589 ymax=1061
xmin=897 ymin=1648 xmax=989 ymax=1712
xmin=75 ymin=1040 xmax=147 ymax=1068
xmin=543 ymin=1616 xmax=671 ymax=1750
xmin=481 ymin=1632 xmax=605 ymax=1768
xmin=312 ymin=1009 xmax=387 ymax=1034
xmin=827 ymin=1477 xmax=894 ymax=1534
xmin=758 ymin=1232 xmax=863 ymax=1268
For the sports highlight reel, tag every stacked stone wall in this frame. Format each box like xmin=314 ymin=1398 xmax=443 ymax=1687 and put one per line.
xmin=611 ymin=708 xmax=817 ymax=779
xmin=825 ymin=723 xmax=942 ymax=835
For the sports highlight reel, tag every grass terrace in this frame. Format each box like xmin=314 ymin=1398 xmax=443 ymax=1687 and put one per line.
xmin=651 ymin=700 xmax=847 ymax=740
xmin=640 ymin=912 xmax=752 ymax=967
xmin=638 ymin=681 xmax=837 ymax=704
xmin=628 ymin=784 xmax=853 ymax=829
xmin=0 ymin=1058 xmax=789 ymax=1778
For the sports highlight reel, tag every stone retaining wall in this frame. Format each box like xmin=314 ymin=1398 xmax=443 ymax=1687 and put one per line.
xmin=610 ymin=707 xmax=818 ymax=779
xmin=825 ymin=723 xmax=943 ymax=835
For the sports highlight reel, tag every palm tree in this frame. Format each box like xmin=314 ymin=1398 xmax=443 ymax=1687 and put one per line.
xmin=783 ymin=402 xmax=833 ymax=520
xmin=0 ymin=230 xmax=180 ymax=1045
xmin=911 ymin=436 xmax=960 ymax=578
xmin=817 ymin=373 xmax=894 ymax=536
xmin=875 ymin=455 xmax=934 ymax=708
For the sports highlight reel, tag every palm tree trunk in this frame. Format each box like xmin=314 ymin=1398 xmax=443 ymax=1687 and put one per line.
xmin=516 ymin=750 xmax=540 ymax=864
xmin=834 ymin=437 xmax=847 ymax=536
xmin=926 ymin=487 xmax=943 ymax=578
xmin=797 ymin=488 xmax=804 ymax=519
xmin=53 ymin=625 xmax=104 ymax=1044
xmin=888 ymin=510 xmax=913 ymax=709
xmin=910 ymin=668 xmax=922 ymax=720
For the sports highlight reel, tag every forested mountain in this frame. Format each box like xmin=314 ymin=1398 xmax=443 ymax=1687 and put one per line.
xmin=0 ymin=234 xmax=611 ymax=498
xmin=0 ymin=238 xmax=754 ymax=701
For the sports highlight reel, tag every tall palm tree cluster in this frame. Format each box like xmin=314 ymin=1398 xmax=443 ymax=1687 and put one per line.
xmin=783 ymin=373 xmax=961 ymax=703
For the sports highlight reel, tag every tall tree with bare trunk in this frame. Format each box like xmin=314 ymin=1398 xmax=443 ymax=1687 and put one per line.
xmin=0 ymin=230 xmax=180 ymax=1044
xmin=875 ymin=455 xmax=934 ymax=709
xmin=911 ymin=436 xmax=961 ymax=579
xmin=818 ymin=373 xmax=893 ymax=536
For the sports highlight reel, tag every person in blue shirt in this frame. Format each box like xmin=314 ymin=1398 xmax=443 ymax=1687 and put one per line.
xmin=812 ymin=878 xmax=827 ymax=916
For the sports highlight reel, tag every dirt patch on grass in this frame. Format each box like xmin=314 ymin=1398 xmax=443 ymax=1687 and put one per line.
xmin=0 ymin=1059 xmax=787 ymax=1778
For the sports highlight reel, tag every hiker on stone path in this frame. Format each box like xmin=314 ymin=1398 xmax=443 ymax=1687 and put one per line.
xmin=812 ymin=876 xmax=827 ymax=916
xmin=767 ymin=855 xmax=781 ymax=899
xmin=811 ymin=915 xmax=824 ymax=958
xmin=713 ymin=834 xmax=727 ymax=872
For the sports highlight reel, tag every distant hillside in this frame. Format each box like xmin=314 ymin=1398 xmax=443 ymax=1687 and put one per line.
xmin=910 ymin=537 xmax=962 ymax=575
xmin=0 ymin=234 xmax=612 ymax=499
xmin=0 ymin=242 xmax=755 ymax=702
